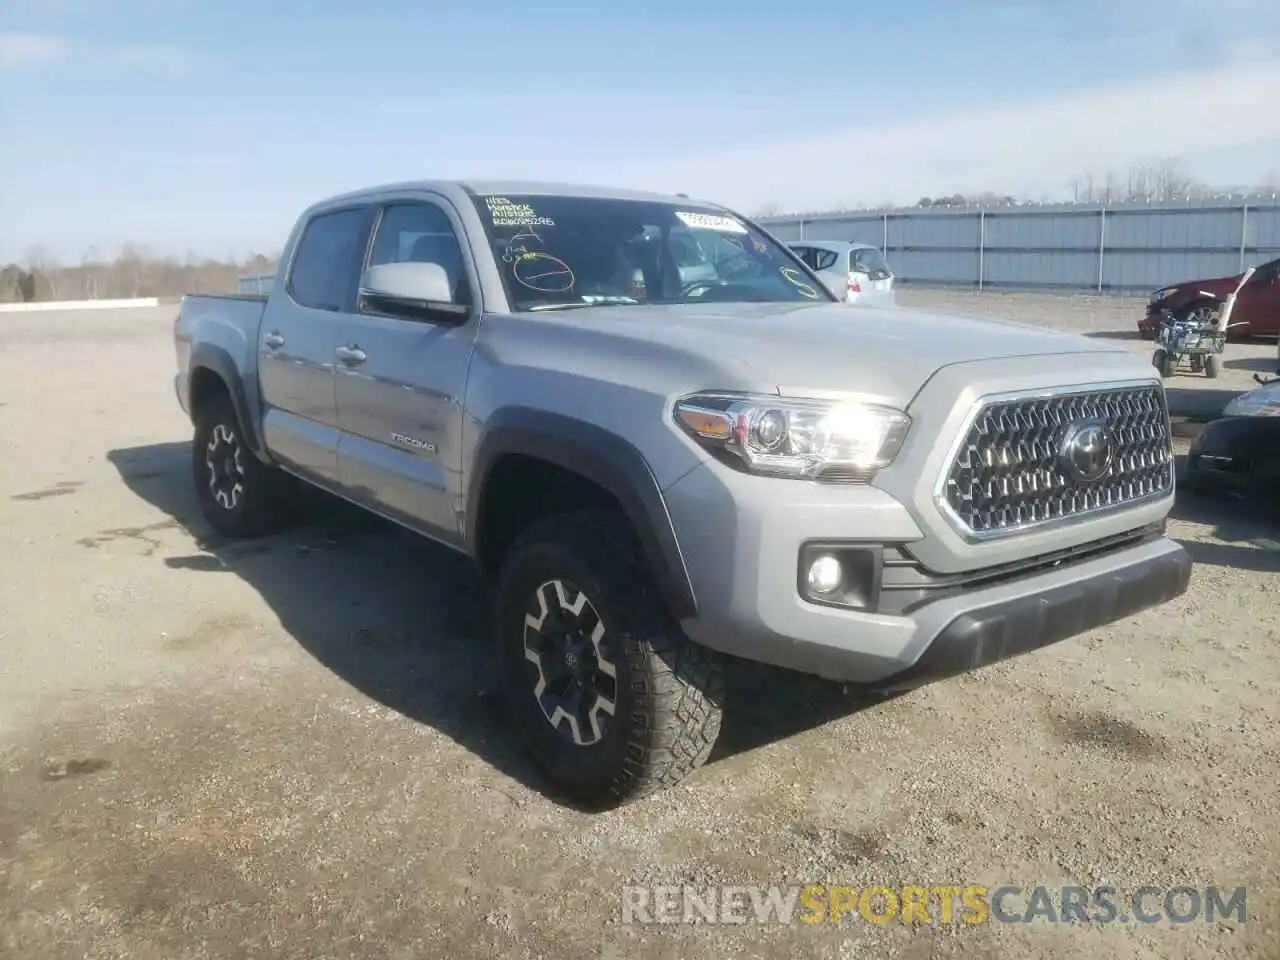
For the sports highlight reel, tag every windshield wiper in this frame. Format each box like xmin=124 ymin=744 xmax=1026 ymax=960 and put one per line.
xmin=526 ymin=298 xmax=639 ymax=312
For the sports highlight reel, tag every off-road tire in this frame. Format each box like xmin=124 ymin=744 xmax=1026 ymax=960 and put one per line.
xmin=494 ymin=508 xmax=725 ymax=808
xmin=1153 ymin=349 xmax=1176 ymax=379
xmin=1204 ymin=355 xmax=1220 ymax=379
xmin=192 ymin=395 xmax=287 ymax=538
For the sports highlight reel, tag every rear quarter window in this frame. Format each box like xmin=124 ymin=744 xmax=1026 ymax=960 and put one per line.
xmin=810 ymin=249 xmax=839 ymax=271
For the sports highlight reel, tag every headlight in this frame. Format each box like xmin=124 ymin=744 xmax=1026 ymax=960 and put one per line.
xmin=673 ymin=392 xmax=911 ymax=481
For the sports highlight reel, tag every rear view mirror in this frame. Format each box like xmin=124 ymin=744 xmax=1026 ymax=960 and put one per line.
xmin=359 ymin=262 xmax=467 ymax=319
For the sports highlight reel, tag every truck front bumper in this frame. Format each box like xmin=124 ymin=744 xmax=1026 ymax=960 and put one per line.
xmin=665 ymin=462 xmax=1191 ymax=688
xmin=866 ymin=536 xmax=1189 ymax=690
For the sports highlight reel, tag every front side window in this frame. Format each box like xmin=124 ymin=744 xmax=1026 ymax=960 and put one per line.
xmin=368 ymin=202 xmax=472 ymax=306
xmin=468 ymin=193 xmax=833 ymax=312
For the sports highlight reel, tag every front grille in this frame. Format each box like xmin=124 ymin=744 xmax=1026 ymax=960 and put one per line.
xmin=941 ymin=385 xmax=1174 ymax=536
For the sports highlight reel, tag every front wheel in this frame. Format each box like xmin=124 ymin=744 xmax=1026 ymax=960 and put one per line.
xmin=1204 ymin=355 xmax=1220 ymax=379
xmin=1153 ymin=349 xmax=1176 ymax=378
xmin=494 ymin=508 xmax=725 ymax=807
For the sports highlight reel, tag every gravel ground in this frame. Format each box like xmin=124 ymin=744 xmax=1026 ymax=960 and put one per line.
xmin=1 ymin=293 xmax=1277 ymax=960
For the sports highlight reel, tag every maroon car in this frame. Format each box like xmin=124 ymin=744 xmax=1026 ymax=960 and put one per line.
xmin=1138 ymin=256 xmax=1280 ymax=340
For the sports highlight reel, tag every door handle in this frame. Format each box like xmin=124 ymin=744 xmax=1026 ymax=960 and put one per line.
xmin=263 ymin=331 xmax=285 ymax=349
xmin=335 ymin=344 xmax=367 ymax=365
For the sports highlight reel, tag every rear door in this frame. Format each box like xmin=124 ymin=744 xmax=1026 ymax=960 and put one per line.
xmin=258 ymin=204 xmax=375 ymax=484
xmin=808 ymin=246 xmax=849 ymax=299
xmin=333 ymin=195 xmax=481 ymax=547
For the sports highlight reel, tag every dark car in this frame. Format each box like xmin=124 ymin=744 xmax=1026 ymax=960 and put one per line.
xmin=1184 ymin=377 xmax=1280 ymax=500
xmin=1139 ymin=256 xmax=1280 ymax=340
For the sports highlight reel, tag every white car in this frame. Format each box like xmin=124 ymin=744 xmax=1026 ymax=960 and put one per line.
xmin=787 ymin=240 xmax=896 ymax=307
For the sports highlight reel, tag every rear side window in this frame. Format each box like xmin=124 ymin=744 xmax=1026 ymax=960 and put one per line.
xmin=287 ymin=207 xmax=373 ymax=311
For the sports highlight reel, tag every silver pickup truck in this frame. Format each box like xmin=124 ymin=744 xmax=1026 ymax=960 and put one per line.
xmin=174 ymin=179 xmax=1192 ymax=806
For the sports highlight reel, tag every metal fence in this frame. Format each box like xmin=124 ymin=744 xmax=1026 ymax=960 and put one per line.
xmin=757 ymin=196 xmax=1280 ymax=293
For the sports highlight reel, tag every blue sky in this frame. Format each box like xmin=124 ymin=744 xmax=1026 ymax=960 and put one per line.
xmin=2 ymin=0 xmax=1278 ymax=262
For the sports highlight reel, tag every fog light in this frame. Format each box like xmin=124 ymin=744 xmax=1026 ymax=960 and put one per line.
xmin=806 ymin=555 xmax=843 ymax=595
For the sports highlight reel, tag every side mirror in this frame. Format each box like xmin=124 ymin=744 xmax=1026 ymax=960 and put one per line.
xmin=359 ymin=262 xmax=467 ymax=320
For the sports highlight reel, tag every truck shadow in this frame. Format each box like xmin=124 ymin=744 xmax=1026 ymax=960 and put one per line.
xmin=1163 ymin=386 xmax=1241 ymax=424
xmin=107 ymin=442 xmax=881 ymax=807
xmin=1083 ymin=330 xmax=1143 ymax=341
xmin=1170 ymin=481 xmax=1280 ymax=575
xmin=1225 ymin=355 xmax=1279 ymax=374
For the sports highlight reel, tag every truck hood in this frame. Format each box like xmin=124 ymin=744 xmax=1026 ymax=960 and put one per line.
xmin=533 ymin=301 xmax=1133 ymax=406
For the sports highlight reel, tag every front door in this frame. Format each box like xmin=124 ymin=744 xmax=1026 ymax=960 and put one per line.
xmin=257 ymin=205 xmax=374 ymax=485
xmin=334 ymin=196 xmax=480 ymax=547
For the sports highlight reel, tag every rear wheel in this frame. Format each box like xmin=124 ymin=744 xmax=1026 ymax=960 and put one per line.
xmin=192 ymin=395 xmax=288 ymax=537
xmin=1205 ymin=355 xmax=1221 ymax=379
xmin=494 ymin=508 xmax=725 ymax=807
xmin=1153 ymin=349 xmax=1176 ymax=379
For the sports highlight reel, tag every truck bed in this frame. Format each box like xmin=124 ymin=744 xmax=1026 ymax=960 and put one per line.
xmin=185 ymin=292 xmax=268 ymax=303
xmin=174 ymin=293 xmax=270 ymax=421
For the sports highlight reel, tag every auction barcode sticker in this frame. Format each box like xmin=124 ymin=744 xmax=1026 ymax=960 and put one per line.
xmin=675 ymin=211 xmax=748 ymax=233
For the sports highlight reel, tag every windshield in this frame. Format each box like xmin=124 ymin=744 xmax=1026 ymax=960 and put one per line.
xmin=468 ymin=193 xmax=832 ymax=311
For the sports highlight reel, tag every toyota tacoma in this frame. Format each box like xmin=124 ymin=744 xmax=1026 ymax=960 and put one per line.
xmin=173 ymin=180 xmax=1192 ymax=806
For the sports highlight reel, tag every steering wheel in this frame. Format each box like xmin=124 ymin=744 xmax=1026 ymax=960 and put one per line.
xmin=679 ymin=278 xmax=728 ymax=297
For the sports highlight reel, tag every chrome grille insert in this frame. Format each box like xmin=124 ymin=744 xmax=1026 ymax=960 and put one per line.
xmin=939 ymin=383 xmax=1174 ymax=539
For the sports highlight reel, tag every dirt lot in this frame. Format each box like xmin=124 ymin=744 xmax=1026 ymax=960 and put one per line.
xmin=1 ymin=292 xmax=1278 ymax=960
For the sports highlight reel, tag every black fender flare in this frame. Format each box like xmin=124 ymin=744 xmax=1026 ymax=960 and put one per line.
xmin=467 ymin=407 xmax=698 ymax=620
xmin=187 ymin=344 xmax=270 ymax=462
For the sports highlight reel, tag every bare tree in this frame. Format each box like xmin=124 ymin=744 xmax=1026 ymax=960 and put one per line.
xmin=0 ymin=244 xmax=281 ymax=303
xmin=1069 ymin=160 xmax=1212 ymax=203
xmin=80 ymin=245 xmax=101 ymax=299
xmin=116 ymin=242 xmax=144 ymax=298
xmin=22 ymin=245 xmax=60 ymax=300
